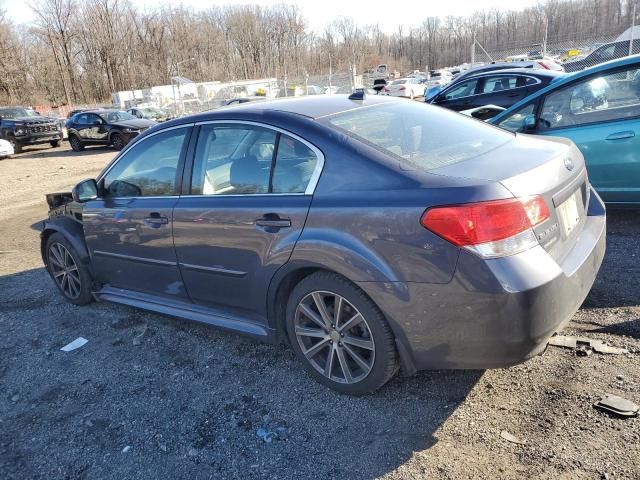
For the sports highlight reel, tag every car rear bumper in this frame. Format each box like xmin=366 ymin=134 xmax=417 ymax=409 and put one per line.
xmin=357 ymin=188 xmax=606 ymax=371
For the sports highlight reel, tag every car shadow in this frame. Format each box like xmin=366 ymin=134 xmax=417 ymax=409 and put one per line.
xmin=582 ymin=209 xmax=640 ymax=309
xmin=10 ymin=144 xmax=114 ymax=159
xmin=0 ymin=267 xmax=483 ymax=479
xmin=587 ymin=318 xmax=640 ymax=339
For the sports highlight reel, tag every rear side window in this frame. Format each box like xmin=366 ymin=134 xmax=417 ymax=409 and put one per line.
xmin=481 ymin=76 xmax=519 ymax=93
xmin=190 ymin=124 xmax=319 ymax=195
xmin=324 ymin=101 xmax=513 ymax=170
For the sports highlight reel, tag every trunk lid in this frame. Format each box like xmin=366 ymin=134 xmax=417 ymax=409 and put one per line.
xmin=429 ymin=133 xmax=589 ymax=262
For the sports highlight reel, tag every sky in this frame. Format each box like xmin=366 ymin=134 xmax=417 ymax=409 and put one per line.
xmin=3 ymin=0 xmax=539 ymax=34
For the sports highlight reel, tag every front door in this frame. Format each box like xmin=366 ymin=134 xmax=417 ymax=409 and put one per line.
xmin=173 ymin=122 xmax=322 ymax=320
xmin=535 ymin=64 xmax=640 ymax=204
xmin=83 ymin=126 xmax=192 ymax=298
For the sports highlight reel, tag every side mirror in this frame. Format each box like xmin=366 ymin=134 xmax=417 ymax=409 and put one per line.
xmin=520 ymin=114 xmax=537 ymax=132
xmin=72 ymin=179 xmax=98 ymax=202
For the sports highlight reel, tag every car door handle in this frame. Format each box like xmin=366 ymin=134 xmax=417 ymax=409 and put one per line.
xmin=255 ymin=216 xmax=291 ymax=229
xmin=605 ymin=131 xmax=635 ymax=141
xmin=144 ymin=213 xmax=169 ymax=227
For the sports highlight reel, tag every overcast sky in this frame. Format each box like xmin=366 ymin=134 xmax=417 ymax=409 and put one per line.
xmin=4 ymin=0 xmax=539 ymax=34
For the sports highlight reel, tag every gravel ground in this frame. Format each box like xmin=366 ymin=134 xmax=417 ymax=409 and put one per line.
xmin=1 ymin=144 xmax=639 ymax=480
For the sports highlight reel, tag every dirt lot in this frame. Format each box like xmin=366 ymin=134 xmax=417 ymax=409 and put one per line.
xmin=1 ymin=143 xmax=639 ymax=480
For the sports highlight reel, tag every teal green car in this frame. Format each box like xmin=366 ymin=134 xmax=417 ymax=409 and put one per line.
xmin=490 ymin=55 xmax=640 ymax=206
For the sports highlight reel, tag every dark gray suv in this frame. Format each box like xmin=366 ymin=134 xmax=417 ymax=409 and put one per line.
xmin=41 ymin=95 xmax=606 ymax=394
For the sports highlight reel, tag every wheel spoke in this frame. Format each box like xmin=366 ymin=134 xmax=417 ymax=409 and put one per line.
xmin=324 ymin=345 xmax=336 ymax=377
xmin=311 ymin=292 xmax=333 ymax=328
xmin=336 ymin=346 xmax=354 ymax=383
xmin=54 ymin=270 xmax=66 ymax=278
xmin=49 ymin=256 xmax=64 ymax=269
xmin=338 ymin=313 xmax=363 ymax=333
xmin=295 ymin=326 xmax=328 ymax=339
xmin=302 ymin=338 xmax=330 ymax=359
xmin=343 ymin=344 xmax=371 ymax=372
xmin=342 ymin=335 xmax=374 ymax=351
xmin=61 ymin=273 xmax=69 ymax=292
xmin=334 ymin=296 xmax=344 ymax=329
xmin=50 ymin=246 xmax=64 ymax=267
xmin=299 ymin=303 xmax=327 ymax=330
xmin=67 ymin=274 xmax=80 ymax=297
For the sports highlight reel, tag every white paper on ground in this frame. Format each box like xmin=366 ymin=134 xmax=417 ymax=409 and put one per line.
xmin=60 ymin=337 xmax=88 ymax=352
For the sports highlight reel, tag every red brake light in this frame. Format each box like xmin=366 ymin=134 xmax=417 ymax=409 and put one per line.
xmin=537 ymin=61 xmax=550 ymax=70
xmin=421 ymin=196 xmax=549 ymax=247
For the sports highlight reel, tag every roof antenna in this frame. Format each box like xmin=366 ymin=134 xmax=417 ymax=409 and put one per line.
xmin=348 ymin=88 xmax=366 ymax=101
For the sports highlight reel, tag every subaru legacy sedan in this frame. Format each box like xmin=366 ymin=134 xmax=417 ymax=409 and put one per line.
xmin=41 ymin=95 xmax=605 ymax=395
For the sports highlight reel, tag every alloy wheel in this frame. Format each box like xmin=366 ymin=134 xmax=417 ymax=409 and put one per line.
xmin=294 ymin=291 xmax=375 ymax=384
xmin=48 ymin=242 xmax=82 ymax=299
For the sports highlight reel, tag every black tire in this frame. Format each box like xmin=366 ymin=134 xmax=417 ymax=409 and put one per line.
xmin=69 ymin=134 xmax=84 ymax=152
xmin=285 ymin=271 xmax=398 ymax=395
xmin=50 ymin=140 xmax=60 ymax=148
xmin=9 ymin=138 xmax=22 ymax=153
xmin=111 ymin=133 xmax=126 ymax=151
xmin=45 ymin=232 xmax=94 ymax=306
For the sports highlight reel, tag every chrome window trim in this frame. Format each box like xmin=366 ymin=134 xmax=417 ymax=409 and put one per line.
xmin=96 ymin=123 xmax=195 ymax=183
xmin=194 ymin=119 xmax=325 ymax=196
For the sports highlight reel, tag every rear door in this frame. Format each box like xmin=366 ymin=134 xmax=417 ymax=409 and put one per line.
xmin=535 ymin=64 xmax=640 ymax=204
xmin=173 ymin=122 xmax=323 ymax=320
xmin=476 ymin=74 xmax=530 ymax=109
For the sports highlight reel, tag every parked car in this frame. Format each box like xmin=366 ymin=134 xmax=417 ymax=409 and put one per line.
xmin=127 ymin=106 xmax=171 ymax=122
xmin=564 ymin=40 xmax=640 ymax=72
xmin=491 ymin=54 xmax=640 ymax=206
xmin=66 ymin=109 xmax=156 ymax=151
xmin=0 ymin=138 xmax=14 ymax=158
xmin=0 ymin=106 xmax=63 ymax=153
xmin=382 ymin=78 xmax=424 ymax=99
xmin=429 ymin=69 xmax=565 ymax=116
xmin=41 ymin=95 xmax=605 ymax=394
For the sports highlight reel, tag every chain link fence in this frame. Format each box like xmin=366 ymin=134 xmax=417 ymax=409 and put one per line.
xmin=472 ymin=30 xmax=636 ymax=72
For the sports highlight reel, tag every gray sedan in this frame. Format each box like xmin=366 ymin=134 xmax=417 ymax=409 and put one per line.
xmin=41 ymin=95 xmax=605 ymax=395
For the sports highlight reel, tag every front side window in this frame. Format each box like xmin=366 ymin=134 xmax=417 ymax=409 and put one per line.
xmin=497 ymin=103 xmax=536 ymax=132
xmin=442 ymin=79 xmax=479 ymax=100
xmin=102 ymin=127 xmax=188 ymax=197
xmin=538 ymin=66 xmax=640 ymax=130
xmin=191 ymin=124 xmax=319 ymax=195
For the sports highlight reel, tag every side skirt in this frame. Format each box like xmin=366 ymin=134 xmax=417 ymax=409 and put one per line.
xmin=95 ymin=286 xmax=277 ymax=342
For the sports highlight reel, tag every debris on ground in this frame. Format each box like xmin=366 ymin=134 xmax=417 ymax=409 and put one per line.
xmin=500 ymin=430 xmax=526 ymax=445
xmin=593 ymin=394 xmax=639 ymax=418
xmin=122 ymin=446 xmax=131 ymax=453
xmin=548 ymin=335 xmax=628 ymax=355
xmin=60 ymin=337 xmax=88 ymax=352
xmin=256 ymin=427 xmax=288 ymax=443
xmin=132 ymin=324 xmax=149 ymax=346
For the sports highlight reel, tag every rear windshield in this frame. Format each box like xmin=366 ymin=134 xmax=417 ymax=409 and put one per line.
xmin=323 ymin=101 xmax=513 ymax=170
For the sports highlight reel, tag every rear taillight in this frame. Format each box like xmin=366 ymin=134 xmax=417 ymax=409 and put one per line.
xmin=537 ymin=61 xmax=550 ymax=70
xmin=421 ymin=196 xmax=550 ymax=258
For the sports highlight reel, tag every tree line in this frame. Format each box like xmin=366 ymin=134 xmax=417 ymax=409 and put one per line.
xmin=0 ymin=0 xmax=636 ymax=106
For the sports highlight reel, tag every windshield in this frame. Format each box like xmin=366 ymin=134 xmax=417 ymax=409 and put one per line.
xmin=141 ymin=108 xmax=162 ymax=116
xmin=0 ymin=107 xmax=39 ymax=119
xmin=100 ymin=111 xmax=136 ymax=123
xmin=323 ymin=101 xmax=513 ymax=171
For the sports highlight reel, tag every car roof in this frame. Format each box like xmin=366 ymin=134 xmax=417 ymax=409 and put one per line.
xmin=463 ymin=68 xmax=565 ymax=79
xmin=162 ymin=94 xmax=404 ymax=123
xmin=491 ymin=54 xmax=640 ymax=123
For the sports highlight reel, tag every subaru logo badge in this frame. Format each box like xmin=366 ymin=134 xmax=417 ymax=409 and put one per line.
xmin=564 ymin=157 xmax=574 ymax=171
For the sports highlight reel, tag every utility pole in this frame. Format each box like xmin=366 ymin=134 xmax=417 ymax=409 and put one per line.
xmin=629 ymin=1 xmax=637 ymax=57
xmin=471 ymin=32 xmax=476 ymax=64
xmin=543 ymin=15 xmax=548 ymax=58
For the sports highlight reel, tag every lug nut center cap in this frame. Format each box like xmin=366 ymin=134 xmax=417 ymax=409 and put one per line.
xmin=329 ymin=330 xmax=341 ymax=342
